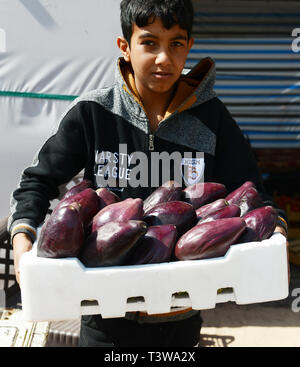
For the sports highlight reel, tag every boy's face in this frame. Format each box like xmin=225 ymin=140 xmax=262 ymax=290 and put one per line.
xmin=118 ymin=18 xmax=194 ymax=99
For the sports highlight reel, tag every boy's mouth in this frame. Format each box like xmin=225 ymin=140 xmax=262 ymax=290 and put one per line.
xmin=152 ymin=71 xmax=173 ymax=80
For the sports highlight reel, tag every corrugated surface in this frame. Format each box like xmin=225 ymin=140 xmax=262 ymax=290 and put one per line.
xmin=190 ymin=1 xmax=300 ymax=151
xmin=0 ymin=309 xmax=80 ymax=347
xmin=45 ymin=319 xmax=80 ymax=347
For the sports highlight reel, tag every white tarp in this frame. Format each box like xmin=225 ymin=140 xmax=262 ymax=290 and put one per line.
xmin=0 ymin=0 xmax=122 ymax=219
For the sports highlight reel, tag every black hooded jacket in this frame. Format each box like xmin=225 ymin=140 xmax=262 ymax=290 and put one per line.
xmin=8 ymin=57 xmax=287 ymax=241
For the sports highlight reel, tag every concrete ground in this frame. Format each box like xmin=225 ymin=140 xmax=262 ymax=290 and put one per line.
xmin=199 ymin=263 xmax=300 ymax=347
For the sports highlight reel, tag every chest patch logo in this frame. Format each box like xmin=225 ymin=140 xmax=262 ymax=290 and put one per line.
xmin=181 ymin=157 xmax=205 ymax=186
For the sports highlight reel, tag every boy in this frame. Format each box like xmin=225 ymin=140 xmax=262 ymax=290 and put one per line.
xmin=9 ymin=0 xmax=288 ymax=347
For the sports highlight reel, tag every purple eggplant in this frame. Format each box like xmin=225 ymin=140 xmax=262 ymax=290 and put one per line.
xmin=143 ymin=201 xmax=197 ymax=238
xmin=183 ymin=182 xmax=227 ymax=209
xmin=79 ymin=220 xmax=147 ymax=267
xmin=143 ymin=181 xmax=183 ymax=215
xmin=196 ymin=198 xmax=229 ymax=220
xmin=225 ymin=181 xmax=255 ymax=205
xmin=175 ymin=217 xmax=246 ymax=260
xmin=235 ymin=187 xmax=264 ymax=216
xmin=37 ymin=202 xmax=84 ymax=258
xmin=197 ymin=204 xmax=241 ymax=224
xmin=55 ymin=188 xmax=100 ymax=227
xmin=125 ymin=224 xmax=177 ymax=265
xmin=237 ymin=206 xmax=278 ymax=243
xmin=61 ymin=179 xmax=92 ymax=200
xmin=96 ymin=187 xmax=120 ymax=210
xmin=92 ymin=198 xmax=144 ymax=231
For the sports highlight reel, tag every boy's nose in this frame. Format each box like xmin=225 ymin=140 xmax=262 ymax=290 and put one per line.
xmin=155 ymin=49 xmax=171 ymax=66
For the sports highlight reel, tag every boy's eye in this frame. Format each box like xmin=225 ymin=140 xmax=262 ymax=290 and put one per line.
xmin=142 ymin=40 xmax=155 ymax=46
xmin=172 ymin=41 xmax=184 ymax=47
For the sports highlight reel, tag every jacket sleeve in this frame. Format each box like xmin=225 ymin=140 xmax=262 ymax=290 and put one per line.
xmin=213 ymin=100 xmax=288 ymax=234
xmin=7 ymin=101 xmax=89 ymax=242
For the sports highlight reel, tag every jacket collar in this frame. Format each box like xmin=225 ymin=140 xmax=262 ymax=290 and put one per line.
xmin=116 ymin=56 xmax=217 ymax=121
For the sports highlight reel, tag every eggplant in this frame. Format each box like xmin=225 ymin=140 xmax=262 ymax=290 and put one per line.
xmin=175 ymin=217 xmax=246 ymax=260
xmin=61 ymin=179 xmax=92 ymax=200
xmin=125 ymin=224 xmax=177 ymax=265
xmin=143 ymin=181 xmax=182 ymax=215
xmin=197 ymin=204 xmax=241 ymax=224
xmin=143 ymin=201 xmax=197 ymax=238
xmin=79 ymin=220 xmax=147 ymax=267
xmin=92 ymin=198 xmax=144 ymax=231
xmin=237 ymin=206 xmax=278 ymax=243
xmin=196 ymin=198 xmax=229 ymax=220
xmin=37 ymin=202 xmax=84 ymax=258
xmin=96 ymin=187 xmax=120 ymax=210
xmin=235 ymin=187 xmax=263 ymax=216
xmin=225 ymin=181 xmax=255 ymax=205
xmin=56 ymin=188 xmax=100 ymax=227
xmin=183 ymin=182 xmax=227 ymax=209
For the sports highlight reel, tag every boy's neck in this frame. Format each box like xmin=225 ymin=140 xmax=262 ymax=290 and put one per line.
xmin=137 ymin=84 xmax=177 ymax=132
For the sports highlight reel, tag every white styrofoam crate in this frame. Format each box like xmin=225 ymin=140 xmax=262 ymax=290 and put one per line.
xmin=19 ymin=233 xmax=289 ymax=322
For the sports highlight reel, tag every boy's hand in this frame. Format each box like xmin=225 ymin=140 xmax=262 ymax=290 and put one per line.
xmin=274 ymin=225 xmax=290 ymax=284
xmin=12 ymin=233 xmax=33 ymax=285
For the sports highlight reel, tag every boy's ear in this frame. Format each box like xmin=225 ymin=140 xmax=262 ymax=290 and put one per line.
xmin=188 ymin=37 xmax=194 ymax=51
xmin=117 ymin=36 xmax=131 ymax=62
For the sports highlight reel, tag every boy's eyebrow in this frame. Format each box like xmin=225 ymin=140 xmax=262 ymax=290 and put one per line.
xmin=138 ymin=32 xmax=188 ymax=41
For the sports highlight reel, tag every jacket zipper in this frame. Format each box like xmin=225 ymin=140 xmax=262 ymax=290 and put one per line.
xmin=148 ymin=134 xmax=155 ymax=151
xmin=147 ymin=108 xmax=178 ymax=152
xmin=147 ymin=112 xmax=177 ymax=152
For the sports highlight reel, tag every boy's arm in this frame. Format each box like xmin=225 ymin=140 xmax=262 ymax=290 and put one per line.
xmin=12 ymin=233 xmax=33 ymax=284
xmin=213 ymin=101 xmax=290 ymax=281
xmin=8 ymin=101 xmax=89 ymax=257
xmin=213 ymin=100 xmax=288 ymax=233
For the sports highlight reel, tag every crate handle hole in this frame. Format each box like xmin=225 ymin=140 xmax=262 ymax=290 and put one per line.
xmin=172 ymin=291 xmax=190 ymax=299
xmin=217 ymin=287 xmax=234 ymax=295
xmin=80 ymin=299 xmax=99 ymax=307
xmin=126 ymin=296 xmax=145 ymax=304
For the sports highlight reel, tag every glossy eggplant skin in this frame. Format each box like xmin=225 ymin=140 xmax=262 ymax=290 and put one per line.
xmin=37 ymin=202 xmax=84 ymax=258
xmin=61 ymin=179 xmax=92 ymax=200
xmin=79 ymin=220 xmax=147 ymax=267
xmin=175 ymin=217 xmax=246 ymax=260
xmin=56 ymin=188 xmax=100 ymax=227
xmin=183 ymin=182 xmax=227 ymax=210
xmin=92 ymin=198 xmax=144 ymax=231
xmin=143 ymin=201 xmax=197 ymax=238
xmin=197 ymin=204 xmax=241 ymax=224
xmin=225 ymin=181 xmax=255 ymax=205
xmin=143 ymin=181 xmax=183 ymax=215
xmin=196 ymin=199 xmax=229 ymax=220
xmin=237 ymin=206 xmax=278 ymax=243
xmin=125 ymin=224 xmax=177 ymax=265
xmin=96 ymin=188 xmax=120 ymax=210
xmin=235 ymin=187 xmax=264 ymax=216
